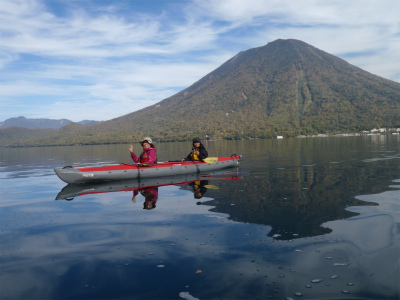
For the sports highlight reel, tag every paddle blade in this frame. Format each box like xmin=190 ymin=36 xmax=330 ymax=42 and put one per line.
xmin=204 ymin=185 xmax=219 ymax=189
xmin=203 ymin=157 xmax=218 ymax=163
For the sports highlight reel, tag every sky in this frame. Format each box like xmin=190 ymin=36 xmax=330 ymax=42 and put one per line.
xmin=0 ymin=0 xmax=399 ymax=122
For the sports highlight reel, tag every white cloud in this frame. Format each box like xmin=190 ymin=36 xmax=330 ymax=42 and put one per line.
xmin=0 ymin=57 xmax=220 ymax=121
xmin=0 ymin=0 xmax=162 ymax=58
xmin=193 ymin=0 xmax=400 ymax=27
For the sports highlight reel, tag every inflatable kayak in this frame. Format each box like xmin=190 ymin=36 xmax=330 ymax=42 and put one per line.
xmin=54 ymin=155 xmax=241 ymax=184
xmin=55 ymin=174 xmax=241 ymax=200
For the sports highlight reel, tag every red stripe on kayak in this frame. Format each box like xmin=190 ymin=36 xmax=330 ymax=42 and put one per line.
xmin=78 ymin=164 xmax=138 ymax=172
xmin=78 ymin=156 xmax=240 ymax=172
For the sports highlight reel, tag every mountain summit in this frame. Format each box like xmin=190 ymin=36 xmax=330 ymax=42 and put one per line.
xmin=1 ymin=39 xmax=400 ymax=146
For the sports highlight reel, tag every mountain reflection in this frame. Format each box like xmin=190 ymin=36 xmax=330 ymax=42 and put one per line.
xmin=193 ymin=161 xmax=392 ymax=240
xmin=56 ymin=156 xmax=395 ymax=241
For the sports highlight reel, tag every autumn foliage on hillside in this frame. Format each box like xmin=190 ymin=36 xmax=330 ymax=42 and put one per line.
xmin=1 ymin=39 xmax=400 ymax=147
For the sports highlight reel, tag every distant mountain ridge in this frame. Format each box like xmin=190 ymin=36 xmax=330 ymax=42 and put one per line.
xmin=0 ymin=116 xmax=99 ymax=129
xmin=1 ymin=39 xmax=399 ymax=147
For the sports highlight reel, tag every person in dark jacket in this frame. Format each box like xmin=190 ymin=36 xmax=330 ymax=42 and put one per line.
xmin=182 ymin=137 xmax=208 ymax=162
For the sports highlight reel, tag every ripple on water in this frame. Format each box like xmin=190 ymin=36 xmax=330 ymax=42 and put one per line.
xmin=333 ymin=263 xmax=348 ymax=267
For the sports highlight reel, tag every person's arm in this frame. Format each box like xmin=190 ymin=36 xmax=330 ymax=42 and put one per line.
xmin=129 ymin=145 xmax=139 ymax=163
xmin=132 ymin=190 xmax=139 ymax=203
xmin=182 ymin=151 xmax=192 ymax=161
xmin=146 ymin=148 xmax=157 ymax=165
xmin=187 ymin=151 xmax=193 ymax=160
xmin=147 ymin=187 xmax=158 ymax=201
xmin=199 ymin=180 xmax=208 ymax=194
xmin=198 ymin=147 xmax=208 ymax=160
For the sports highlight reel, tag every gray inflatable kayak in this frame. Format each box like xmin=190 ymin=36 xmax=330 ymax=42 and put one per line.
xmin=54 ymin=155 xmax=241 ymax=184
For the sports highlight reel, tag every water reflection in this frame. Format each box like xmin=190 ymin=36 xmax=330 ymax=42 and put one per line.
xmin=192 ymin=161 xmax=394 ymax=241
xmin=56 ymin=174 xmax=241 ymax=208
xmin=132 ymin=180 xmax=215 ymax=209
xmin=133 ymin=187 xmax=159 ymax=210
xmin=55 ymin=156 xmax=391 ymax=242
xmin=2 ymin=137 xmax=399 ymax=300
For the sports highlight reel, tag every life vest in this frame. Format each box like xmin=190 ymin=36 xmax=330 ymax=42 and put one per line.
xmin=140 ymin=187 xmax=158 ymax=201
xmin=139 ymin=148 xmax=157 ymax=164
xmin=190 ymin=148 xmax=200 ymax=161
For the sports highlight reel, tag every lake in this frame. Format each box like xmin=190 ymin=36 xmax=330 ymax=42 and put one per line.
xmin=0 ymin=136 xmax=399 ymax=300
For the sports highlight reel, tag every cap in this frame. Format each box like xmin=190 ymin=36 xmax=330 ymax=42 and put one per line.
xmin=141 ymin=137 xmax=153 ymax=145
xmin=192 ymin=137 xmax=201 ymax=143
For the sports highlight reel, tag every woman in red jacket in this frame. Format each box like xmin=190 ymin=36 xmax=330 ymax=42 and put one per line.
xmin=129 ymin=137 xmax=157 ymax=165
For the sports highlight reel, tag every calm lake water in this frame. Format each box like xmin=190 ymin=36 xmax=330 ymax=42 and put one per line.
xmin=0 ymin=136 xmax=399 ymax=300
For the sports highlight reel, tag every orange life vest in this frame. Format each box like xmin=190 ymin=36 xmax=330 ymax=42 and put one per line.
xmin=139 ymin=149 xmax=157 ymax=164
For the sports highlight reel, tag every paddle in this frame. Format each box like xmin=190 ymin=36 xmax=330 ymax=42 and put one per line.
xmin=159 ymin=157 xmax=219 ymax=164
xmin=203 ymin=157 xmax=218 ymax=163
xmin=204 ymin=184 xmax=219 ymax=189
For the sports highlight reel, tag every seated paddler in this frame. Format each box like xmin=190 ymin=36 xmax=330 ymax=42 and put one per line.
xmin=129 ymin=137 xmax=157 ymax=165
xmin=181 ymin=137 xmax=208 ymax=162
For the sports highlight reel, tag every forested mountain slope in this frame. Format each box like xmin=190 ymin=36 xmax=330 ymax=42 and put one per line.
xmin=1 ymin=39 xmax=399 ymax=147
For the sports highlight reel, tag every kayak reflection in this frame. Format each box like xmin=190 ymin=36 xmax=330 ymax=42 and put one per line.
xmin=55 ymin=174 xmax=241 ymax=210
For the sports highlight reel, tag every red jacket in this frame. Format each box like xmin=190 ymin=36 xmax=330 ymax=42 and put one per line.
xmin=131 ymin=147 xmax=157 ymax=164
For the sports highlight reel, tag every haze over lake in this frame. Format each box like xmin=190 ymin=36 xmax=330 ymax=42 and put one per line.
xmin=1 ymin=136 xmax=399 ymax=300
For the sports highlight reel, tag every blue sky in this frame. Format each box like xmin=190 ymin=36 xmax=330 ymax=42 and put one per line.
xmin=1 ymin=0 xmax=399 ymax=122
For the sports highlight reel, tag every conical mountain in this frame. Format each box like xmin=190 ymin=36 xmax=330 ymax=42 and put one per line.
xmin=2 ymin=39 xmax=400 ymax=146
xmin=125 ymin=38 xmax=399 ymax=139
